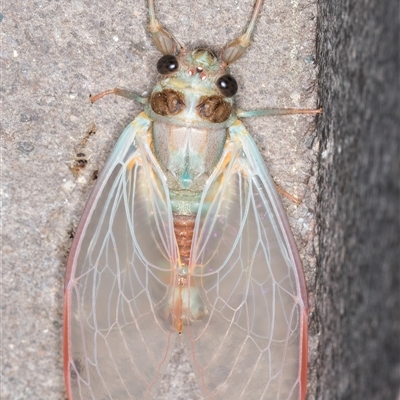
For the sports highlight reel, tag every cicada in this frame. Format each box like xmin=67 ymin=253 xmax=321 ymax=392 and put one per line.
xmin=64 ymin=0 xmax=321 ymax=398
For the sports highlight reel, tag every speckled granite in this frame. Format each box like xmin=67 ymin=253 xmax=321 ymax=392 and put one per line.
xmin=1 ymin=1 xmax=319 ymax=398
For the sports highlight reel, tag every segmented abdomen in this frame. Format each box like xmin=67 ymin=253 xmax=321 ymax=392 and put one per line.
xmin=173 ymin=214 xmax=196 ymax=266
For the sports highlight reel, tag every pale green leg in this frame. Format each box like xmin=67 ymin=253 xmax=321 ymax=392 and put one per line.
xmin=237 ymin=107 xmax=322 ymax=118
xmin=148 ymin=0 xmax=181 ymax=54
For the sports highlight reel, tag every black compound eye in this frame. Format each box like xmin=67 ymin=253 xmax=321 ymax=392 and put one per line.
xmin=156 ymin=55 xmax=179 ymax=74
xmin=216 ymin=74 xmax=238 ymax=97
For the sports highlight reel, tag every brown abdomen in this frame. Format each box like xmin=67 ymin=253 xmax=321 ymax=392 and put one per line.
xmin=173 ymin=214 xmax=196 ymax=266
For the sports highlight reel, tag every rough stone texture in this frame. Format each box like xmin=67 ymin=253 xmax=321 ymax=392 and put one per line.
xmin=315 ymin=0 xmax=399 ymax=399
xmin=1 ymin=1 xmax=319 ymax=399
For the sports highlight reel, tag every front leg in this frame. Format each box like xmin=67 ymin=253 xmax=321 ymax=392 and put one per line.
xmin=90 ymin=88 xmax=148 ymax=105
xmin=237 ymin=107 xmax=322 ymax=118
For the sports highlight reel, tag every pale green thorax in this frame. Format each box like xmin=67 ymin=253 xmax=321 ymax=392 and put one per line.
xmin=90 ymin=0 xmax=321 ymax=193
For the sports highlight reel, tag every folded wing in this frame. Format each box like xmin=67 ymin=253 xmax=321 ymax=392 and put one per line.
xmin=64 ymin=114 xmax=178 ymax=399
xmin=186 ymin=120 xmax=308 ymax=400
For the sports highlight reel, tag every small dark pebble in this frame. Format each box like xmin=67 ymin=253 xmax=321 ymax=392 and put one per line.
xmin=18 ymin=141 xmax=35 ymax=153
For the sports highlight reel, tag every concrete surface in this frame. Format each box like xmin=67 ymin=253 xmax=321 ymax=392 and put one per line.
xmin=1 ymin=0 xmax=319 ymax=399
xmin=315 ymin=0 xmax=399 ymax=399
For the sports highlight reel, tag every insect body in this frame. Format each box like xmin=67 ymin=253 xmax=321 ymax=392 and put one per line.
xmin=64 ymin=1 xmax=321 ymax=399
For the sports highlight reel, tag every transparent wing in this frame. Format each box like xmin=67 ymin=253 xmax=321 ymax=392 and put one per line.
xmin=186 ymin=120 xmax=308 ymax=400
xmin=64 ymin=113 xmax=178 ymax=400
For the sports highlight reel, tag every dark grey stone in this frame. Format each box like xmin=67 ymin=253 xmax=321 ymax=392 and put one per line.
xmin=315 ymin=0 xmax=399 ymax=399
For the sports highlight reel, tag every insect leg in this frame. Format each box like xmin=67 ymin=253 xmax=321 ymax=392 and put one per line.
xmin=235 ymin=108 xmax=321 ymax=204
xmin=237 ymin=107 xmax=323 ymax=118
xmin=275 ymin=184 xmax=302 ymax=205
xmin=90 ymin=88 xmax=148 ymax=104
xmin=222 ymin=0 xmax=265 ymax=64
xmin=148 ymin=0 xmax=182 ymax=55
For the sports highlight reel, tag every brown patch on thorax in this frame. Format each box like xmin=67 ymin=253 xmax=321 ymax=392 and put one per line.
xmin=197 ymin=95 xmax=232 ymax=123
xmin=151 ymin=89 xmax=185 ymax=116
